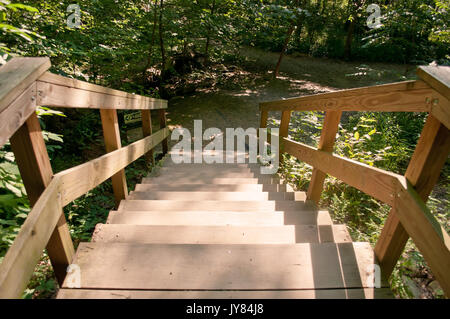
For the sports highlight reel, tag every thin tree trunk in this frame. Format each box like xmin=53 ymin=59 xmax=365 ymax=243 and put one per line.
xmin=159 ymin=0 xmax=166 ymax=77
xmin=204 ymin=0 xmax=216 ymax=65
xmin=344 ymin=18 xmax=355 ymax=60
xmin=274 ymin=25 xmax=295 ymax=78
xmin=142 ymin=0 xmax=159 ymax=80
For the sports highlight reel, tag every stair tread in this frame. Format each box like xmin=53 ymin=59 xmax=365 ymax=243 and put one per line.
xmin=134 ymin=183 xmax=293 ymax=192
xmin=61 ymin=242 xmax=386 ymax=290
xmin=118 ymin=199 xmax=316 ymax=212
xmin=142 ymin=177 xmax=282 ymax=184
xmin=128 ymin=191 xmax=306 ymax=201
xmin=57 ymin=288 xmax=393 ymax=299
xmin=92 ymin=224 xmax=352 ymax=244
xmin=106 ymin=210 xmax=333 ymax=226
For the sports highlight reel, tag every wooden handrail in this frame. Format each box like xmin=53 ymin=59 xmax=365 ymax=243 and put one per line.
xmin=0 ymin=57 xmax=170 ymax=298
xmin=0 ymin=127 xmax=169 ymax=298
xmin=259 ymin=65 xmax=450 ymax=297
xmin=260 ymin=80 xmax=432 ymax=112
xmin=0 ymin=58 xmax=51 ymax=147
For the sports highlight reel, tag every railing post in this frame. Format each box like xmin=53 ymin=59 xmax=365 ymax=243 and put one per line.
xmin=279 ymin=110 xmax=291 ymax=161
xmin=306 ymin=111 xmax=342 ymax=204
xmin=142 ymin=110 xmax=155 ymax=167
xmin=375 ymin=114 xmax=450 ymax=279
xmin=159 ymin=109 xmax=169 ymax=156
xmin=100 ymin=109 xmax=128 ymax=208
xmin=10 ymin=112 xmax=74 ymax=286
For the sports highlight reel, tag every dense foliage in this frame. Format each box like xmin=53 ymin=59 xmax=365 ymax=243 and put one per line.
xmin=0 ymin=0 xmax=448 ymax=298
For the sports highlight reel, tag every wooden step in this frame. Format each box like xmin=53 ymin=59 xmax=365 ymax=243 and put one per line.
xmin=92 ymin=224 xmax=352 ymax=244
xmin=106 ymin=210 xmax=333 ymax=226
xmin=141 ymin=176 xmax=282 ymax=184
xmin=57 ymin=287 xmax=393 ymax=299
xmin=134 ymin=183 xmax=293 ymax=193
xmin=61 ymin=242 xmax=386 ymax=290
xmin=150 ymin=170 xmax=260 ymax=178
xmin=128 ymin=191 xmax=307 ymax=201
xmin=117 ymin=200 xmax=316 ymax=212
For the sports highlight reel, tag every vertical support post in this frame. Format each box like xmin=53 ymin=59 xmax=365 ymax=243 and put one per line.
xmin=375 ymin=114 xmax=450 ymax=278
xmin=159 ymin=109 xmax=169 ymax=156
xmin=142 ymin=110 xmax=155 ymax=167
xmin=279 ymin=110 xmax=291 ymax=161
xmin=306 ymin=111 xmax=342 ymax=204
xmin=10 ymin=112 xmax=74 ymax=285
xmin=100 ymin=109 xmax=128 ymax=208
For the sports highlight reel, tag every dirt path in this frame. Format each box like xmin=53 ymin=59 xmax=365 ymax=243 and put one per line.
xmin=165 ymin=47 xmax=415 ymax=140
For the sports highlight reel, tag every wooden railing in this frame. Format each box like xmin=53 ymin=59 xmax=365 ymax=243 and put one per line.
xmin=259 ymin=65 xmax=450 ymax=297
xmin=0 ymin=57 xmax=169 ymax=298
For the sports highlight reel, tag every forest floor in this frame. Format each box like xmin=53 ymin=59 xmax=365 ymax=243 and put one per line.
xmin=165 ymin=46 xmax=416 ymax=136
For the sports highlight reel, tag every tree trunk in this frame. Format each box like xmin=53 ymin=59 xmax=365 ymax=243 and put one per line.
xmin=204 ymin=0 xmax=216 ymax=65
xmin=274 ymin=25 xmax=295 ymax=78
xmin=344 ymin=18 xmax=355 ymax=60
xmin=142 ymin=0 xmax=159 ymax=80
xmin=159 ymin=0 xmax=166 ymax=77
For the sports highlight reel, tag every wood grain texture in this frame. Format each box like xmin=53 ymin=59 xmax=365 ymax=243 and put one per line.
xmin=37 ymin=81 xmax=167 ymax=110
xmin=0 ymin=57 xmax=49 ymax=113
xmin=259 ymin=80 xmax=431 ymax=112
xmin=375 ymin=115 xmax=450 ymax=279
xmin=9 ymin=112 xmax=74 ymax=286
xmin=395 ymin=178 xmax=450 ymax=297
xmin=57 ymin=288 xmax=393 ymax=299
xmin=159 ymin=109 xmax=169 ymax=155
xmin=417 ymin=65 xmax=450 ymax=100
xmin=0 ymin=179 xmax=63 ymax=298
xmin=37 ymin=72 xmax=167 ymax=109
xmin=307 ymin=111 xmax=342 ymax=203
xmin=283 ymin=138 xmax=400 ymax=205
xmin=141 ymin=110 xmax=154 ymax=166
xmin=107 ymin=210 xmax=333 ymax=226
xmin=62 ymin=242 xmax=384 ymax=290
xmin=56 ymin=127 xmax=169 ymax=206
xmin=91 ymin=224 xmax=351 ymax=244
xmin=0 ymin=83 xmax=37 ymax=148
xmin=100 ymin=109 xmax=128 ymax=207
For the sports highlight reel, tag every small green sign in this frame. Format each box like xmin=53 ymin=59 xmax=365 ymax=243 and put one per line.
xmin=124 ymin=111 xmax=142 ymax=124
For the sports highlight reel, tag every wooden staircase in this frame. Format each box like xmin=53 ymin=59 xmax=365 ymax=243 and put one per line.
xmin=57 ymin=151 xmax=392 ymax=299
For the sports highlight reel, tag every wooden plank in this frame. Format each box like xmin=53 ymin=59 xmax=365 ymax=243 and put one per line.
xmin=62 ymin=242 xmax=383 ymax=290
xmin=283 ymin=138 xmax=400 ymax=205
xmin=37 ymin=81 xmax=167 ymax=110
xmin=117 ymin=199 xmax=316 ymax=212
xmin=142 ymin=176 xmax=281 ymax=185
xmin=0 ymin=179 xmax=63 ymax=298
xmin=128 ymin=191 xmax=302 ymax=201
xmin=159 ymin=109 xmax=169 ymax=155
xmin=417 ymin=65 xmax=450 ymax=100
xmin=100 ymin=109 xmax=128 ymax=207
xmin=107 ymin=210 xmax=333 ymax=226
xmin=9 ymin=112 xmax=74 ymax=286
xmin=375 ymin=115 xmax=450 ymax=278
xmin=395 ymin=178 xmax=450 ymax=297
xmin=57 ymin=288 xmax=393 ymax=299
xmin=430 ymin=90 xmax=450 ymax=130
xmin=259 ymin=80 xmax=431 ymax=112
xmin=37 ymin=72 xmax=167 ymax=108
xmin=0 ymin=83 xmax=37 ymax=148
xmin=92 ymin=224 xmax=351 ymax=244
xmin=0 ymin=57 xmax=50 ymax=114
xmin=56 ymin=127 xmax=169 ymax=206
xmin=135 ymin=183 xmax=291 ymax=193
xmin=307 ymin=111 xmax=342 ymax=203
xmin=141 ymin=110 xmax=154 ymax=166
